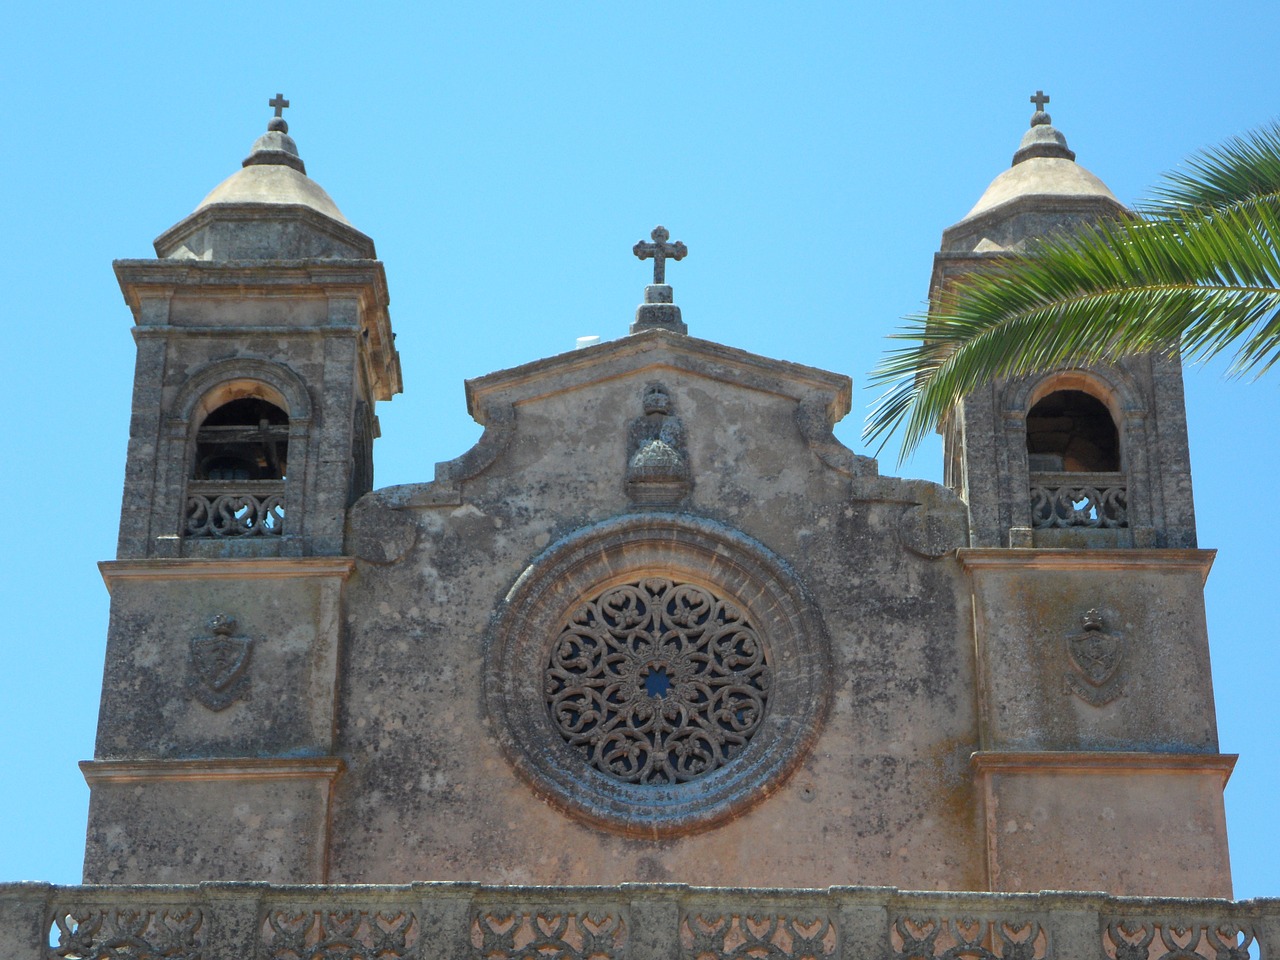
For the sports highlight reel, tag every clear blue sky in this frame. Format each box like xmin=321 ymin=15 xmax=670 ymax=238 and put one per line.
xmin=2 ymin=2 xmax=1276 ymax=897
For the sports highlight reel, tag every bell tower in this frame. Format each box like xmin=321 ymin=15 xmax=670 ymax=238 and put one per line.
xmin=83 ymin=99 xmax=401 ymax=883
xmin=112 ymin=95 xmax=401 ymax=559
xmin=933 ymin=95 xmax=1196 ymax=550
xmin=931 ymin=96 xmax=1233 ymax=896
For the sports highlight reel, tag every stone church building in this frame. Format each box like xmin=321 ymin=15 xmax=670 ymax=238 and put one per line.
xmin=6 ymin=98 xmax=1267 ymax=959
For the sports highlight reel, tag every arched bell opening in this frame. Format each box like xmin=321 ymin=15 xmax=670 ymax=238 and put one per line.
xmin=1025 ymin=383 xmax=1128 ymax=532
xmin=184 ymin=384 xmax=292 ymax=539
xmin=1026 ymin=389 xmax=1121 ymax=473
xmin=192 ymin=397 xmax=290 ymax=481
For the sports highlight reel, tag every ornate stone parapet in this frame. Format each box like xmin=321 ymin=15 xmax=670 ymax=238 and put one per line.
xmin=6 ymin=882 xmax=1270 ymax=960
xmin=1029 ymin=472 xmax=1128 ymax=529
xmin=184 ymin=480 xmax=286 ymax=538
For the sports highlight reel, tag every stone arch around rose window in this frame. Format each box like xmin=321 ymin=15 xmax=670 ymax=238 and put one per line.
xmin=161 ymin=359 xmax=313 ymax=553
xmin=484 ymin=513 xmax=831 ymax=839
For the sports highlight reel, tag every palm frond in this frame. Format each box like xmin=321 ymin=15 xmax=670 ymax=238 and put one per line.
xmin=864 ymin=195 xmax=1280 ymax=461
xmin=1146 ymin=121 xmax=1280 ymax=215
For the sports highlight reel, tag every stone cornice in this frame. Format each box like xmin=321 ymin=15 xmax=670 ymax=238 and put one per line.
xmin=957 ymin=547 xmax=1216 ymax=581
xmin=113 ymin=258 xmax=401 ymax=399
xmin=465 ymin=328 xmax=853 ymax=422
xmin=99 ymin=556 xmax=356 ymax=588
xmin=971 ymin=750 xmax=1237 ymax=786
xmin=152 ymin=203 xmax=375 ymax=259
xmin=114 ymin=258 xmax=389 ymax=305
xmin=80 ymin=756 xmax=346 ymax=784
xmin=939 ymin=192 xmax=1131 ymax=253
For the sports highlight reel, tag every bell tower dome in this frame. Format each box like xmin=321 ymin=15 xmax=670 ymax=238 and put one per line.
xmin=112 ymin=96 xmax=401 ymax=558
xmin=932 ymin=96 xmax=1196 ymax=549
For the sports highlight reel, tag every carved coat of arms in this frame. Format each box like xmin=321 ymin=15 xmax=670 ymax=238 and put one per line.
xmin=189 ymin=613 xmax=253 ymax=711
xmin=1064 ymin=608 xmax=1125 ymax=705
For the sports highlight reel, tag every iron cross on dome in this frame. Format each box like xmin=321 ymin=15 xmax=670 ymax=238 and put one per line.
xmin=269 ymin=93 xmax=290 ymax=118
xmin=633 ymin=226 xmax=688 ymax=284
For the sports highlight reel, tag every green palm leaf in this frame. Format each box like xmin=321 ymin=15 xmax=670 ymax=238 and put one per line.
xmin=1147 ymin=122 xmax=1280 ymax=216
xmin=865 ymin=121 xmax=1280 ymax=463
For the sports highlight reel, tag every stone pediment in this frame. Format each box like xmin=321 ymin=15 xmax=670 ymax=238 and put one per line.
xmin=463 ymin=327 xmax=853 ymax=420
xmin=369 ymin=329 xmax=886 ymax=514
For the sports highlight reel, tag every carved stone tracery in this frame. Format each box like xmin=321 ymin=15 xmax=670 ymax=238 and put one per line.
xmin=472 ymin=910 xmax=627 ymax=960
xmin=486 ymin=513 xmax=831 ymax=836
xmin=262 ymin=909 xmax=418 ymax=960
xmin=546 ymin=578 xmax=770 ymax=785
xmin=185 ymin=482 xmax=285 ymax=538
xmin=51 ymin=908 xmax=204 ymax=960
xmin=1103 ymin=920 xmax=1256 ymax=960
xmin=891 ymin=917 xmax=1048 ymax=960
xmin=682 ymin=912 xmax=837 ymax=960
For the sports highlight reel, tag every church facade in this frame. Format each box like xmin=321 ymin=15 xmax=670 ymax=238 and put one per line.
xmin=4 ymin=97 xmax=1268 ymax=959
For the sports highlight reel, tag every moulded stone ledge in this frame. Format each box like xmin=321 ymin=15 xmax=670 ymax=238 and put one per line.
xmin=79 ymin=756 xmax=346 ymax=784
xmin=16 ymin=881 xmax=1276 ymax=960
xmin=957 ymin=547 xmax=1216 ymax=579
xmin=98 ymin=556 xmax=357 ymax=588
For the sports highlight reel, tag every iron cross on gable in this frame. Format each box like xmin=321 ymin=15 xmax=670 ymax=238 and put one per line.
xmin=1030 ymin=90 xmax=1050 ymax=111
xmin=633 ymin=226 xmax=687 ymax=285
xmin=269 ymin=93 xmax=290 ymax=118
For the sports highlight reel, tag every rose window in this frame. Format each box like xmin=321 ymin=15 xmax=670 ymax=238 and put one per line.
xmin=545 ymin=578 xmax=770 ymax=785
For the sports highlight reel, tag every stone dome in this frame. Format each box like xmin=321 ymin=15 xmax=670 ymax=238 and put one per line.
xmin=941 ymin=108 xmax=1128 ymax=254
xmin=154 ymin=115 xmax=375 ymax=261
xmin=194 ymin=134 xmax=352 ymax=225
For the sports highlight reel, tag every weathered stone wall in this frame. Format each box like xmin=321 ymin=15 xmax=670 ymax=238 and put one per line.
xmin=84 ymin=330 xmax=1233 ymax=895
xmin=327 ymin=336 xmax=982 ymax=888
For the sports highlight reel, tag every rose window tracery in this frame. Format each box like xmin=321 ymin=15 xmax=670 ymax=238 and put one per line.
xmin=545 ymin=578 xmax=770 ymax=785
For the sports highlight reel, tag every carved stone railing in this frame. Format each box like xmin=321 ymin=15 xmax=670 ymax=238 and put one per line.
xmin=1030 ymin=472 xmax=1128 ymax=529
xmin=3 ymin=882 xmax=1273 ymax=960
xmin=184 ymin=480 xmax=285 ymax=538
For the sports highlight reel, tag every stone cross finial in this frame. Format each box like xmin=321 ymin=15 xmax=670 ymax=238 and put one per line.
xmin=633 ymin=226 xmax=687 ymax=285
xmin=269 ymin=93 xmax=290 ymax=118
xmin=1030 ymin=90 xmax=1050 ymax=112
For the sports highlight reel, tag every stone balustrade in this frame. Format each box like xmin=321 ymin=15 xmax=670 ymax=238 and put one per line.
xmin=3 ymin=881 xmax=1273 ymax=960
xmin=184 ymin=481 xmax=285 ymax=538
xmin=1029 ymin=472 xmax=1128 ymax=529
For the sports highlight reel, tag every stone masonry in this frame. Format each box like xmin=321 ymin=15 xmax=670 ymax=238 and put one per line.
xmin=80 ymin=96 xmax=1235 ymax=911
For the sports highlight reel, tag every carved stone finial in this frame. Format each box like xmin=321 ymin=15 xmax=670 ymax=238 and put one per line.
xmin=1013 ymin=90 xmax=1075 ymax=164
xmin=242 ymin=94 xmax=306 ymax=173
xmin=268 ymin=92 xmax=290 ymax=133
xmin=631 ymin=226 xmax=689 ymax=335
xmin=1029 ymin=89 xmax=1053 ymax=128
xmin=633 ymin=226 xmax=687 ymax=285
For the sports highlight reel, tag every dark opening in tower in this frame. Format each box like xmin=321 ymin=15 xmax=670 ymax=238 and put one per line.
xmin=1025 ymin=390 xmax=1119 ymax=473
xmin=193 ymin=398 xmax=290 ymax=481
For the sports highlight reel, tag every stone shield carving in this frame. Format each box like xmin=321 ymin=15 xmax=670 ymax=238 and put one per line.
xmin=189 ymin=613 xmax=253 ymax=711
xmin=1064 ymin=608 xmax=1125 ymax=705
xmin=485 ymin=513 xmax=831 ymax=837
